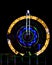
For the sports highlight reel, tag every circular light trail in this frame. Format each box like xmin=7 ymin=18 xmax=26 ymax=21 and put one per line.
xmin=7 ymin=16 xmax=50 ymax=56
xmin=17 ymin=26 xmax=38 ymax=47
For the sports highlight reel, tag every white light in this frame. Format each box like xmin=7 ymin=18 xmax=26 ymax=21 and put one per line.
xmin=46 ymin=28 xmax=50 ymax=34
xmin=7 ymin=39 xmax=11 ymax=44
xmin=26 ymin=10 xmax=30 ymax=35
xmin=27 ymin=10 xmax=30 ymax=14
xmin=36 ymin=53 xmax=39 ymax=56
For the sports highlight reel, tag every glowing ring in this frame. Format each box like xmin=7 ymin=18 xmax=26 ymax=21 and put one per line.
xmin=17 ymin=26 xmax=39 ymax=47
xmin=7 ymin=16 xmax=50 ymax=56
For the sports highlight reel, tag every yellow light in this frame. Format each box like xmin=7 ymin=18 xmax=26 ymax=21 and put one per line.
xmin=20 ymin=53 xmax=24 ymax=56
xmin=7 ymin=39 xmax=19 ymax=54
xmin=7 ymin=16 xmax=50 ymax=56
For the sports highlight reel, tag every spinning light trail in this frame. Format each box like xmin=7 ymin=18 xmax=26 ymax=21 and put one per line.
xmin=7 ymin=10 xmax=50 ymax=57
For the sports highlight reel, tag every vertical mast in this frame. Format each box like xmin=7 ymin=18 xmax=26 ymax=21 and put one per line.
xmin=26 ymin=10 xmax=30 ymax=35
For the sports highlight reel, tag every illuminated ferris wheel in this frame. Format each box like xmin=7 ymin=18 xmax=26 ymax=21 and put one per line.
xmin=7 ymin=10 xmax=50 ymax=56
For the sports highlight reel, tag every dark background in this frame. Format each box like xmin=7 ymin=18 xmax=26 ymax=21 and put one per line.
xmin=0 ymin=0 xmax=52 ymax=64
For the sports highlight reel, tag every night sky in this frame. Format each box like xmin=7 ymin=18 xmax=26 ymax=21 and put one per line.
xmin=0 ymin=0 xmax=52 ymax=64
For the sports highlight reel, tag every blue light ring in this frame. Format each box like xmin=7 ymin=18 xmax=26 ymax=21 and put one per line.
xmin=17 ymin=38 xmax=26 ymax=47
xmin=17 ymin=30 xmax=34 ymax=47
xmin=17 ymin=26 xmax=39 ymax=48
xmin=32 ymin=27 xmax=39 ymax=47
xmin=16 ymin=26 xmax=27 ymax=47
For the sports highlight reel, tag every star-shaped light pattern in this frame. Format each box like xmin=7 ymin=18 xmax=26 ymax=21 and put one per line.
xmin=17 ymin=26 xmax=38 ymax=47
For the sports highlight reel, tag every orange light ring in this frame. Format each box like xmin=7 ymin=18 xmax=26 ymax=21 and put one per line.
xmin=7 ymin=16 xmax=50 ymax=56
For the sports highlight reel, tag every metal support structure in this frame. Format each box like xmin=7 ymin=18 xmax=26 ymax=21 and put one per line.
xmin=26 ymin=10 xmax=30 ymax=35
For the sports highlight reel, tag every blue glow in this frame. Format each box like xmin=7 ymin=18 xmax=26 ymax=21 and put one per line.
xmin=27 ymin=43 xmax=32 ymax=46
xmin=38 ymin=44 xmax=41 ymax=50
xmin=35 ymin=35 xmax=38 ymax=38
xmin=23 ymin=28 xmax=26 ymax=30
xmin=17 ymin=27 xmax=38 ymax=47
